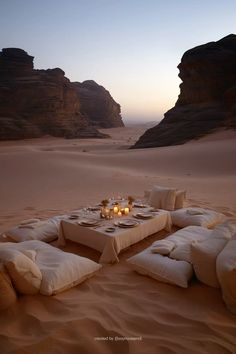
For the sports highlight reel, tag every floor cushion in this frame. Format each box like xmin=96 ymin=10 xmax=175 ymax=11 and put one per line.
xmin=191 ymin=239 xmax=227 ymax=288
xmin=0 ymin=247 xmax=42 ymax=294
xmin=151 ymin=239 xmax=175 ymax=255
xmin=175 ymin=190 xmax=186 ymax=209
xmin=151 ymin=226 xmax=211 ymax=263
xmin=0 ymin=264 xmax=17 ymax=310
xmin=168 ymin=226 xmax=212 ymax=263
xmin=170 ymin=208 xmax=226 ymax=228
xmin=145 ymin=187 xmax=186 ymax=210
xmin=216 ymin=239 xmax=236 ymax=314
xmin=148 ymin=185 xmax=177 ymax=211
xmin=37 ymin=245 xmax=102 ymax=296
xmin=4 ymin=219 xmax=59 ymax=243
xmin=127 ymin=246 xmax=193 ymax=288
xmin=191 ymin=223 xmax=235 ymax=288
xmin=0 ymin=240 xmax=102 ymax=296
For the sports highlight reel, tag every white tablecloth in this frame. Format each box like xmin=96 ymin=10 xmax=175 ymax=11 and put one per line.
xmin=58 ymin=209 xmax=171 ymax=264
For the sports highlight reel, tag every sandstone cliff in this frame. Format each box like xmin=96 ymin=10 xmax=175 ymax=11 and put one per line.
xmin=133 ymin=34 xmax=236 ymax=149
xmin=73 ymin=80 xmax=124 ymax=128
xmin=0 ymin=48 xmax=123 ymax=140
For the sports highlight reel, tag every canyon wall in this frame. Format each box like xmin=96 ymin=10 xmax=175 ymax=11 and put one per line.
xmin=133 ymin=34 xmax=236 ymax=148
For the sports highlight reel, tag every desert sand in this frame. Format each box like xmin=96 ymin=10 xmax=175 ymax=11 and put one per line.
xmin=0 ymin=124 xmax=236 ymax=354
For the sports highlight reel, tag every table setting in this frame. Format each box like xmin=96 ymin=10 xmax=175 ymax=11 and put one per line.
xmin=58 ymin=196 xmax=172 ymax=263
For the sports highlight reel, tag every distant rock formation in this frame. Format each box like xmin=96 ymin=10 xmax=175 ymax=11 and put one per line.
xmin=133 ymin=34 xmax=236 ymax=149
xmin=73 ymin=80 xmax=124 ymax=128
xmin=0 ymin=48 xmax=123 ymax=140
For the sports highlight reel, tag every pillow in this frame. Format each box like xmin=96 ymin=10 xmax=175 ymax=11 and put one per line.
xmin=35 ymin=245 xmax=102 ymax=296
xmin=191 ymin=224 xmax=232 ymax=288
xmin=169 ymin=226 xmax=212 ymax=263
xmin=22 ymin=249 xmax=37 ymax=262
xmin=216 ymin=240 xmax=236 ymax=314
xmin=5 ymin=219 xmax=59 ymax=243
xmin=0 ymin=249 xmax=42 ymax=295
xmin=19 ymin=219 xmax=41 ymax=226
xmin=151 ymin=239 xmax=175 ymax=255
xmin=174 ymin=190 xmax=186 ymax=209
xmin=170 ymin=208 xmax=226 ymax=228
xmin=148 ymin=186 xmax=177 ymax=211
xmin=127 ymin=247 xmax=193 ymax=288
xmin=0 ymin=264 xmax=17 ymax=310
xmin=223 ymin=222 xmax=236 ymax=239
xmin=212 ymin=221 xmax=236 ymax=239
xmin=0 ymin=240 xmax=102 ymax=296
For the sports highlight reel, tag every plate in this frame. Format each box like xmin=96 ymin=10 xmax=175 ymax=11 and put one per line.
xmin=133 ymin=203 xmax=148 ymax=208
xmin=133 ymin=212 xmax=153 ymax=219
xmin=86 ymin=206 xmax=101 ymax=211
xmin=105 ymin=227 xmax=116 ymax=233
xmin=69 ymin=215 xmax=79 ymax=220
xmin=78 ymin=219 xmax=100 ymax=227
xmin=114 ymin=219 xmax=139 ymax=228
xmin=148 ymin=207 xmax=160 ymax=212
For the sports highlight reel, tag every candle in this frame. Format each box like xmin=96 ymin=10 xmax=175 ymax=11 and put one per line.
xmin=109 ymin=208 xmax=114 ymax=219
xmin=117 ymin=211 xmax=122 ymax=217
xmin=124 ymin=207 xmax=129 ymax=215
xmin=113 ymin=206 xmax=119 ymax=214
xmin=104 ymin=208 xmax=110 ymax=218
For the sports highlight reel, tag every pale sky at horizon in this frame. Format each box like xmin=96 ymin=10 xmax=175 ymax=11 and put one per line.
xmin=1 ymin=0 xmax=236 ymax=123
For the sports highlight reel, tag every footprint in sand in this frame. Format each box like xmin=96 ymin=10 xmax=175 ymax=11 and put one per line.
xmin=24 ymin=206 xmax=36 ymax=211
xmin=41 ymin=148 xmax=55 ymax=152
xmin=2 ymin=215 xmax=16 ymax=220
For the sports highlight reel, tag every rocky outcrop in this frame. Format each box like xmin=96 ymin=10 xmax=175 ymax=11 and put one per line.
xmin=73 ymin=80 xmax=124 ymax=128
xmin=0 ymin=48 xmax=34 ymax=77
xmin=0 ymin=48 xmax=122 ymax=140
xmin=133 ymin=34 xmax=236 ymax=149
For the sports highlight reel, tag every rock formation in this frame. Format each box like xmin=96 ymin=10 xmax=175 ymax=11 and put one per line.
xmin=0 ymin=48 xmax=123 ymax=140
xmin=73 ymin=80 xmax=124 ymax=128
xmin=133 ymin=34 xmax=236 ymax=149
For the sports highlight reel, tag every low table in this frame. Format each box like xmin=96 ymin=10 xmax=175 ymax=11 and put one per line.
xmin=58 ymin=207 xmax=171 ymax=264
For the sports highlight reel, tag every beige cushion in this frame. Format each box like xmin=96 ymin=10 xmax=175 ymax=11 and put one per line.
xmin=127 ymin=246 xmax=193 ymax=288
xmin=191 ymin=239 xmax=228 ymax=288
xmin=0 ymin=249 xmax=42 ymax=295
xmin=5 ymin=219 xmax=59 ymax=243
xmin=21 ymin=249 xmax=37 ymax=262
xmin=170 ymin=208 xmax=226 ymax=228
xmin=168 ymin=226 xmax=212 ymax=263
xmin=0 ymin=264 xmax=17 ymax=310
xmin=151 ymin=239 xmax=175 ymax=255
xmin=225 ymin=222 xmax=236 ymax=239
xmin=174 ymin=190 xmax=186 ymax=209
xmin=0 ymin=240 xmax=102 ymax=296
xmin=191 ymin=223 xmax=232 ymax=288
xmin=20 ymin=219 xmax=41 ymax=226
xmin=216 ymin=240 xmax=236 ymax=314
xmin=145 ymin=187 xmax=186 ymax=210
xmin=37 ymin=245 xmax=102 ymax=296
xmin=148 ymin=186 xmax=176 ymax=211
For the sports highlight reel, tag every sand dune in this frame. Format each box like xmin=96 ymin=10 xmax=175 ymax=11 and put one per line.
xmin=0 ymin=125 xmax=236 ymax=353
xmin=0 ymin=126 xmax=235 ymax=231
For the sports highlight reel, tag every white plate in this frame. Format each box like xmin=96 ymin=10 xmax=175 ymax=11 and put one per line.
xmin=133 ymin=203 xmax=148 ymax=208
xmin=133 ymin=213 xmax=153 ymax=219
xmin=78 ymin=219 xmax=100 ymax=227
xmin=87 ymin=206 xmax=101 ymax=211
xmin=114 ymin=219 xmax=139 ymax=228
xmin=105 ymin=227 xmax=116 ymax=233
xmin=69 ymin=215 xmax=79 ymax=220
xmin=148 ymin=208 xmax=160 ymax=212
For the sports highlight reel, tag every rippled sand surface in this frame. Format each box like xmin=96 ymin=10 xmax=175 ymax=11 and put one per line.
xmin=0 ymin=125 xmax=236 ymax=353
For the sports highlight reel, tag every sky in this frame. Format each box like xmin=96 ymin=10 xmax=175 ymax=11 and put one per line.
xmin=1 ymin=0 xmax=236 ymax=124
